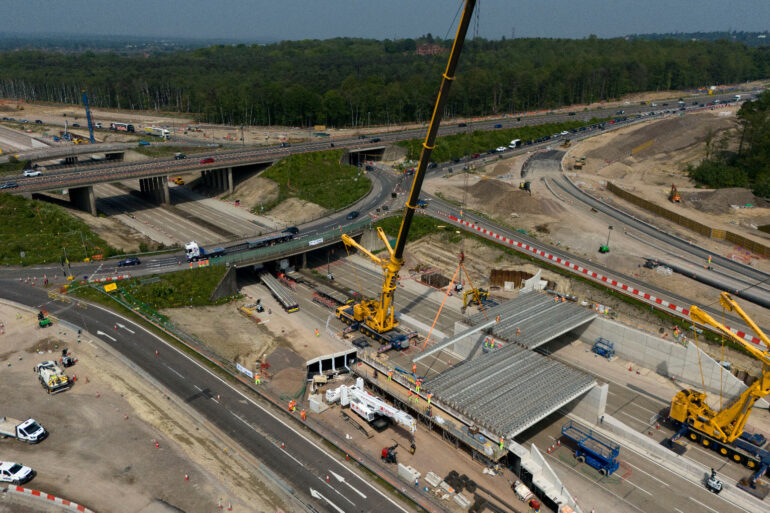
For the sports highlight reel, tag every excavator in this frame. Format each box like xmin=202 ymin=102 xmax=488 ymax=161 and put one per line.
xmin=669 ymin=292 xmax=770 ymax=494
xmin=669 ymin=184 xmax=681 ymax=203
xmin=335 ymin=0 xmax=478 ymax=343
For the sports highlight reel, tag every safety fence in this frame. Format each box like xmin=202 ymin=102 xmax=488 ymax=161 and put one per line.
xmin=607 ymin=182 xmax=770 ymax=257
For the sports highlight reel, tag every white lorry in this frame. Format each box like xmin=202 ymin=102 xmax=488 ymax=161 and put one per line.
xmin=0 ymin=417 xmax=47 ymax=443
xmin=34 ymin=361 xmax=70 ymax=394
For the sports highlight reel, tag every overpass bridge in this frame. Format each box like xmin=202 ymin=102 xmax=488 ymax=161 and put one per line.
xmin=7 ymin=141 xmax=388 ymax=215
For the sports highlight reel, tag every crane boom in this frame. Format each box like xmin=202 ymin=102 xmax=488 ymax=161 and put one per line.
xmin=670 ymin=293 xmax=770 ymax=445
xmin=337 ymin=0 xmax=477 ymax=336
xmin=81 ymin=90 xmax=95 ymax=144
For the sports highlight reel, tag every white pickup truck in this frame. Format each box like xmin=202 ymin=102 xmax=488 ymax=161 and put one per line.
xmin=0 ymin=417 xmax=47 ymax=443
xmin=0 ymin=461 xmax=35 ymax=485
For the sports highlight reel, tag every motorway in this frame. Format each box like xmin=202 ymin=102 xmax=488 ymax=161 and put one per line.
xmin=1 ymin=91 xmax=752 ymax=194
xmin=0 ymin=280 xmax=412 ymax=513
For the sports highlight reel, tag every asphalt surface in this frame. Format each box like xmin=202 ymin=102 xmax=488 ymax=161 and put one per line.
xmin=2 ymin=91 xmax=751 ymax=193
xmin=0 ymin=280 xmax=411 ymax=513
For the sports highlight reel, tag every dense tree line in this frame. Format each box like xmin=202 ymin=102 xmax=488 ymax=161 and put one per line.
xmin=688 ymin=91 xmax=770 ymax=196
xmin=0 ymin=36 xmax=768 ymax=127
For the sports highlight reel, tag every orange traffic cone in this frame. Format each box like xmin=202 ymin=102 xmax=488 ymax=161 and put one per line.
xmin=155 ymin=440 xmax=159 ymax=449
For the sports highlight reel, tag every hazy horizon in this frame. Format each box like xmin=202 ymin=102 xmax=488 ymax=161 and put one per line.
xmin=3 ymin=0 xmax=768 ymax=42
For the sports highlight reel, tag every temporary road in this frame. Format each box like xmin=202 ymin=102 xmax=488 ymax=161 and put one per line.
xmin=0 ymin=280 xmax=415 ymax=513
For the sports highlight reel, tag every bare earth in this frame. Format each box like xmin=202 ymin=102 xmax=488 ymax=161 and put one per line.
xmin=0 ymin=300 xmax=293 ymax=513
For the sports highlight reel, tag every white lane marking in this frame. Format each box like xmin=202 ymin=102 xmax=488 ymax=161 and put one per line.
xmin=165 ymin=365 xmax=184 ymax=379
xmin=546 ymin=454 xmax=646 ymax=513
xmin=82 ymin=301 xmax=411 ymax=513
xmin=309 ymin=488 xmax=344 ymax=513
xmin=96 ymin=330 xmax=116 ymax=342
xmin=193 ymin=385 xmax=203 ymax=391
xmin=330 ymin=470 xmax=367 ymax=499
xmin=116 ymin=322 xmax=135 ymax=334
xmin=618 ymin=411 xmax=648 ymax=425
xmin=688 ymin=496 xmax=720 ymax=513
xmin=624 ymin=461 xmax=670 ymax=487
xmin=624 ymin=478 xmax=653 ymax=496
xmin=674 ymin=508 xmax=684 ymax=513
xmin=319 ymin=477 xmax=355 ymax=506
xmin=626 ymin=401 xmax=659 ymax=416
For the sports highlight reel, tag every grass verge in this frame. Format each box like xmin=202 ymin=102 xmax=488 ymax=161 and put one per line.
xmin=398 ymin=118 xmax=607 ymax=162
xmin=261 ymin=149 xmax=370 ymax=211
xmin=0 ymin=193 xmax=120 ymax=265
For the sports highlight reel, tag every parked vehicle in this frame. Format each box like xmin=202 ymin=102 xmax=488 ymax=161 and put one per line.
xmin=0 ymin=462 xmax=35 ymax=485
xmin=561 ymin=420 xmax=619 ymax=475
xmin=0 ymin=417 xmax=47 ymax=444
xmin=34 ymin=361 xmax=70 ymax=394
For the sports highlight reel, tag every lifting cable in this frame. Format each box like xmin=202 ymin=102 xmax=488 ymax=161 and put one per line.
xmin=461 ymin=262 xmax=488 ymax=321
xmin=421 ymin=263 xmax=461 ymax=352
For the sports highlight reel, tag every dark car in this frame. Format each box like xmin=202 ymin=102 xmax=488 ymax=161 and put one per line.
xmin=72 ymin=123 xmax=81 ymax=127
xmin=352 ymin=337 xmax=370 ymax=349
xmin=346 ymin=211 xmax=360 ymax=220
xmin=0 ymin=182 xmax=19 ymax=190
xmin=457 ymin=123 xmax=467 ymax=127
xmin=494 ymin=124 xmax=503 ymax=128
xmin=118 ymin=257 xmax=141 ymax=267
xmin=370 ymin=138 xmax=381 ymax=143
xmin=471 ymin=153 xmax=480 ymax=158
xmin=280 ymin=142 xmax=290 ymax=148
xmin=283 ymin=226 xmax=299 ymax=235
xmin=200 ymin=157 xmax=215 ymax=164
xmin=427 ymin=162 xmax=437 ymax=169
xmin=34 ymin=120 xmax=42 ymax=124
xmin=174 ymin=152 xmax=186 ymax=160
xmin=568 ymin=112 xmax=576 ymax=116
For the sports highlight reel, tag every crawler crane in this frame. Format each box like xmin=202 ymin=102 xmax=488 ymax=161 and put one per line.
xmin=669 ymin=292 xmax=770 ymax=494
xmin=336 ymin=0 xmax=478 ymax=341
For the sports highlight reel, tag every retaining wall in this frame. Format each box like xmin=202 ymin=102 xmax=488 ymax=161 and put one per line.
xmin=572 ymin=317 xmax=768 ymax=408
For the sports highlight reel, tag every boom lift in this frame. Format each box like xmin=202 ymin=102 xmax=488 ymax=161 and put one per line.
xmin=81 ymin=90 xmax=95 ymax=144
xmin=326 ymin=377 xmax=417 ymax=433
xmin=335 ymin=0 xmax=478 ymax=340
xmin=669 ymin=292 xmax=770 ymax=493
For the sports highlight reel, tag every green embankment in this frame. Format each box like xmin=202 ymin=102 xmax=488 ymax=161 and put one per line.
xmin=73 ymin=265 xmax=232 ymax=309
xmin=0 ymin=194 xmax=118 ymax=266
xmin=261 ymin=149 xmax=370 ymax=211
xmin=398 ymin=119 xmax=606 ymax=162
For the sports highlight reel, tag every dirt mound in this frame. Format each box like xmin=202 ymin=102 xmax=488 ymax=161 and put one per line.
xmin=467 ymin=179 xmax=546 ymax=215
xmin=267 ymin=197 xmax=328 ymax=225
xmin=585 ymin=112 xmax=737 ymax=163
xmin=682 ymin=188 xmax=769 ymax=214
xmin=233 ymin=176 xmax=279 ymax=209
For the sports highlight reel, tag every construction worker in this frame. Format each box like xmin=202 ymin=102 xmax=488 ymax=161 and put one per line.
xmin=300 ymin=410 xmax=307 ymax=421
xmin=412 ymin=363 xmax=417 ymax=375
xmin=314 ymin=328 xmax=319 ymax=337
xmin=496 ymin=315 xmax=500 ymax=323
xmin=427 ymin=393 xmax=432 ymax=405
xmin=410 ymin=441 xmax=416 ymax=455
xmin=387 ymin=370 xmax=393 ymax=381
xmin=516 ymin=328 xmax=521 ymax=337
xmin=499 ymin=437 xmax=505 ymax=451
xmin=254 ymin=374 xmax=261 ymax=385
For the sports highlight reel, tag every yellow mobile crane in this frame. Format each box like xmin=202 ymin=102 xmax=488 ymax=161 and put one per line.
xmin=669 ymin=292 xmax=770 ymax=491
xmin=336 ymin=0 xmax=478 ymax=343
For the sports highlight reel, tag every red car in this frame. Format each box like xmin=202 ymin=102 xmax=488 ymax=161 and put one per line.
xmin=200 ymin=157 xmax=215 ymax=164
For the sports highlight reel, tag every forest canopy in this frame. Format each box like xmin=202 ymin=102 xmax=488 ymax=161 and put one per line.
xmin=1 ymin=36 xmax=767 ymax=127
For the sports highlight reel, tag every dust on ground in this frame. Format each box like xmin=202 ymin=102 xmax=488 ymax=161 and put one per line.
xmin=567 ymin=107 xmax=770 ymax=254
xmin=0 ymin=301 xmax=292 ymax=513
xmin=265 ymin=197 xmax=329 ymax=226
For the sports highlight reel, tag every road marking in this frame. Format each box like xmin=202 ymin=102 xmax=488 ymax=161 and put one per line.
xmin=80 ymin=301 xmax=412 ymax=513
xmin=165 ymin=365 xmax=184 ymax=379
xmin=624 ymin=461 xmax=669 ymax=487
xmin=674 ymin=509 xmax=684 ymax=513
xmin=626 ymin=401 xmax=659 ymax=416
xmin=309 ymin=488 xmax=345 ymax=513
xmin=96 ymin=330 xmax=116 ymax=342
xmin=193 ymin=385 xmax=203 ymax=391
xmin=546 ymin=453 xmax=646 ymax=513
xmin=688 ymin=496 xmax=720 ymax=513
xmin=319 ymin=477 xmax=355 ymax=506
xmin=330 ymin=470 xmax=367 ymax=499
xmin=617 ymin=410 xmax=647 ymax=425
xmin=624 ymin=478 xmax=653 ymax=496
xmin=116 ymin=322 xmax=135 ymax=334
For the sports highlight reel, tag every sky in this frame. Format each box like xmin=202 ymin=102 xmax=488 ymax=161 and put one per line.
xmin=3 ymin=0 xmax=769 ymax=41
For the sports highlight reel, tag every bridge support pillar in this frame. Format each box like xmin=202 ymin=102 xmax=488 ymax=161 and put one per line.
xmin=301 ymin=252 xmax=307 ymax=269
xmin=227 ymin=167 xmax=233 ymax=194
xmin=69 ymin=185 xmax=97 ymax=216
xmin=139 ymin=176 xmax=170 ymax=205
